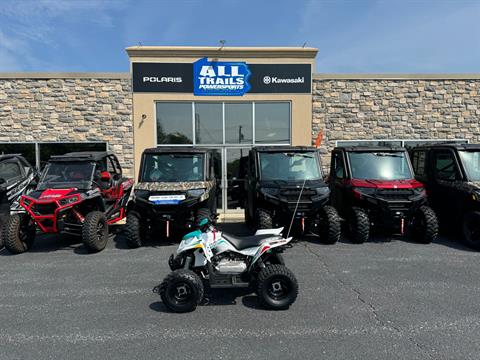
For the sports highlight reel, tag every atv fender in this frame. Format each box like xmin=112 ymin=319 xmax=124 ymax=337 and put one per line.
xmin=254 ymin=227 xmax=284 ymax=236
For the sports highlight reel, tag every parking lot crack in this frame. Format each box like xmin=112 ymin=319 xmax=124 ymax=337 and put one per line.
xmin=302 ymin=242 xmax=438 ymax=360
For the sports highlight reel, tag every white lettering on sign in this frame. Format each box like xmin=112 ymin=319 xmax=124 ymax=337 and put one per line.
xmin=142 ymin=77 xmax=183 ymax=83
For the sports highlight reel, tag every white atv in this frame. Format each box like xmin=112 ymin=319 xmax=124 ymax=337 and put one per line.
xmin=154 ymin=219 xmax=298 ymax=312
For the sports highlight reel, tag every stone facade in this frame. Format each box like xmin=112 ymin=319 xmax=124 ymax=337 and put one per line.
xmin=0 ymin=76 xmax=134 ymax=176
xmin=312 ymin=77 xmax=480 ymax=168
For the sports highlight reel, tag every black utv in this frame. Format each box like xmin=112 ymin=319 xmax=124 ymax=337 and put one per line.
xmin=410 ymin=143 xmax=480 ymax=250
xmin=125 ymin=147 xmax=217 ymax=247
xmin=243 ymin=146 xmax=340 ymax=243
xmin=0 ymin=154 xmax=37 ymax=249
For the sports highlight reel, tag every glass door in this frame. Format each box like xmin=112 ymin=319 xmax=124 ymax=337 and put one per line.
xmin=224 ymin=148 xmax=250 ymax=212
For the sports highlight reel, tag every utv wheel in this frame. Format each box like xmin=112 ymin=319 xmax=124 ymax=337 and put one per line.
xmin=4 ymin=213 xmax=36 ymax=254
xmin=412 ymin=206 xmax=438 ymax=244
xmin=316 ymin=206 xmax=341 ymax=244
xmin=125 ymin=213 xmax=144 ymax=248
xmin=82 ymin=211 xmax=108 ymax=253
xmin=257 ymin=208 xmax=273 ymax=229
xmin=348 ymin=207 xmax=369 ymax=244
xmin=196 ymin=207 xmax=211 ymax=224
xmin=462 ymin=211 xmax=480 ymax=250
xmin=159 ymin=269 xmax=204 ymax=313
xmin=256 ymin=264 xmax=298 ymax=310
xmin=0 ymin=216 xmax=5 ymax=249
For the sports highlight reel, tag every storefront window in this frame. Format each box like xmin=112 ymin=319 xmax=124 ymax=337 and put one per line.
xmin=156 ymin=102 xmax=193 ymax=144
xmin=225 ymin=103 xmax=253 ymax=144
xmin=255 ymin=102 xmax=290 ymax=144
xmin=194 ymin=103 xmax=222 ymax=144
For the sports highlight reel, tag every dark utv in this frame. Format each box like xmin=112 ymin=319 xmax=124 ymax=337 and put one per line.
xmin=125 ymin=147 xmax=217 ymax=247
xmin=243 ymin=146 xmax=340 ymax=243
xmin=329 ymin=146 xmax=438 ymax=244
xmin=4 ymin=152 xmax=133 ymax=254
xmin=0 ymin=154 xmax=37 ymax=248
xmin=410 ymin=143 xmax=480 ymax=250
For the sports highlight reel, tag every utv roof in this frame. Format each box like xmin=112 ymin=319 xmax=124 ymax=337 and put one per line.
xmin=143 ymin=147 xmax=211 ymax=154
xmin=252 ymin=146 xmax=318 ymax=152
xmin=411 ymin=143 xmax=480 ymax=151
xmin=334 ymin=146 xmax=406 ymax=152
xmin=49 ymin=151 xmax=113 ymax=162
xmin=0 ymin=154 xmax=25 ymax=162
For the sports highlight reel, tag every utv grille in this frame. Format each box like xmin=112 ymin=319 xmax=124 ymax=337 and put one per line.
xmin=376 ymin=189 xmax=414 ymax=201
xmin=32 ymin=202 xmax=58 ymax=215
xmin=280 ymin=189 xmax=316 ymax=202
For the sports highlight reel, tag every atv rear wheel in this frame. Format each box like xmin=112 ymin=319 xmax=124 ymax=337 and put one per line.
xmin=159 ymin=269 xmax=204 ymax=313
xmin=348 ymin=207 xmax=369 ymax=244
xmin=462 ymin=211 xmax=480 ymax=250
xmin=411 ymin=206 xmax=438 ymax=244
xmin=257 ymin=208 xmax=273 ymax=229
xmin=4 ymin=213 xmax=36 ymax=254
xmin=125 ymin=212 xmax=145 ymax=248
xmin=82 ymin=211 xmax=108 ymax=253
xmin=256 ymin=264 xmax=298 ymax=310
xmin=315 ymin=205 xmax=341 ymax=244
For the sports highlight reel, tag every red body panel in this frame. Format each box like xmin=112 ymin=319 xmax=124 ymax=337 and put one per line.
xmin=348 ymin=178 xmax=424 ymax=189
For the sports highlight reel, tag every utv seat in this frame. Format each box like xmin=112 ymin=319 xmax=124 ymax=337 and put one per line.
xmin=222 ymin=233 xmax=279 ymax=250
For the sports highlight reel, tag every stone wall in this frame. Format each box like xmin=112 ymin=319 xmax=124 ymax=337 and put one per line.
xmin=312 ymin=77 xmax=480 ymax=168
xmin=0 ymin=76 xmax=134 ymax=176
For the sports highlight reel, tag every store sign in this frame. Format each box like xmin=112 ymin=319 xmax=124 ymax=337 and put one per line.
xmin=193 ymin=57 xmax=251 ymax=96
xmin=132 ymin=61 xmax=311 ymax=94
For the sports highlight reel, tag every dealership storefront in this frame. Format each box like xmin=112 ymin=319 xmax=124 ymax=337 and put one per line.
xmin=1 ymin=46 xmax=480 ymax=216
xmin=126 ymin=47 xmax=317 ymax=213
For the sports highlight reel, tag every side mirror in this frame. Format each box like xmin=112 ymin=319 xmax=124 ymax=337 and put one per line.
xmin=100 ymin=171 xmax=112 ymax=182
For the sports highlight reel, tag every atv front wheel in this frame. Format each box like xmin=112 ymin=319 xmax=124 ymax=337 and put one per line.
xmin=125 ymin=212 xmax=145 ymax=248
xmin=257 ymin=208 xmax=273 ymax=229
xmin=462 ymin=211 xmax=480 ymax=250
xmin=316 ymin=205 xmax=341 ymax=244
xmin=82 ymin=211 xmax=109 ymax=253
xmin=411 ymin=206 xmax=438 ymax=244
xmin=159 ymin=269 xmax=204 ymax=313
xmin=256 ymin=264 xmax=298 ymax=310
xmin=348 ymin=207 xmax=369 ymax=244
xmin=4 ymin=213 xmax=36 ymax=254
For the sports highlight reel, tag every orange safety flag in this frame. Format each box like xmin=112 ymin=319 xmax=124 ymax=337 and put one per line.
xmin=315 ymin=129 xmax=324 ymax=148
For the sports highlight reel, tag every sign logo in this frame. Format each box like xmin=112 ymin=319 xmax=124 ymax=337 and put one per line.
xmin=263 ymin=76 xmax=271 ymax=84
xmin=193 ymin=57 xmax=251 ymax=96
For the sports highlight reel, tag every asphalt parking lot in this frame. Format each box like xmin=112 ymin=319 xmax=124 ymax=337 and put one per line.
xmin=1 ymin=223 xmax=480 ymax=360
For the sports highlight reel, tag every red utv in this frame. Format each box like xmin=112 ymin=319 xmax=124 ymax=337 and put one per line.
xmin=4 ymin=152 xmax=133 ymax=254
xmin=329 ymin=146 xmax=438 ymax=244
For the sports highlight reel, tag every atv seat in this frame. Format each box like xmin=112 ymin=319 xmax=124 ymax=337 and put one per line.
xmin=222 ymin=233 xmax=279 ymax=250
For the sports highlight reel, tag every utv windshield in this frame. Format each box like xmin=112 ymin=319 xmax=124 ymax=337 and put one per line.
xmin=0 ymin=161 xmax=22 ymax=181
xmin=347 ymin=151 xmax=413 ymax=180
xmin=38 ymin=161 xmax=95 ymax=190
xmin=142 ymin=153 xmax=205 ymax=182
xmin=259 ymin=152 xmax=321 ymax=181
xmin=459 ymin=151 xmax=480 ymax=181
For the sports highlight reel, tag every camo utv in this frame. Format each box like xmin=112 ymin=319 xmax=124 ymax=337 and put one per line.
xmin=125 ymin=147 xmax=217 ymax=247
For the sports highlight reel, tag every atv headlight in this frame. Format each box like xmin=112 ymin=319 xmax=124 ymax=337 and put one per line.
xmin=58 ymin=195 xmax=80 ymax=207
xmin=187 ymin=188 xmax=206 ymax=198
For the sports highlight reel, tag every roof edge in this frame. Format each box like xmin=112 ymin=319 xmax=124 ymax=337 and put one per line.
xmin=314 ymin=73 xmax=480 ymax=80
xmin=0 ymin=72 xmax=130 ymax=80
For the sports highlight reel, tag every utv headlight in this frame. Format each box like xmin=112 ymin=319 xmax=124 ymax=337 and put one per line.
xmin=412 ymin=187 xmax=427 ymax=197
xmin=472 ymin=190 xmax=480 ymax=201
xmin=58 ymin=195 xmax=80 ymax=206
xmin=316 ymin=187 xmax=330 ymax=195
xmin=187 ymin=188 xmax=206 ymax=198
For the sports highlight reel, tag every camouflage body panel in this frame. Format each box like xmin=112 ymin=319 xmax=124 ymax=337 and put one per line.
xmin=135 ymin=180 xmax=215 ymax=193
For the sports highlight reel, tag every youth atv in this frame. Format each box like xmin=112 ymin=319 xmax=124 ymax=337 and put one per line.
xmin=3 ymin=152 xmax=133 ymax=254
xmin=329 ymin=146 xmax=438 ymax=244
xmin=154 ymin=219 xmax=298 ymax=312
xmin=0 ymin=154 xmax=37 ymax=249
xmin=243 ymin=146 xmax=340 ymax=243
xmin=125 ymin=147 xmax=217 ymax=247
